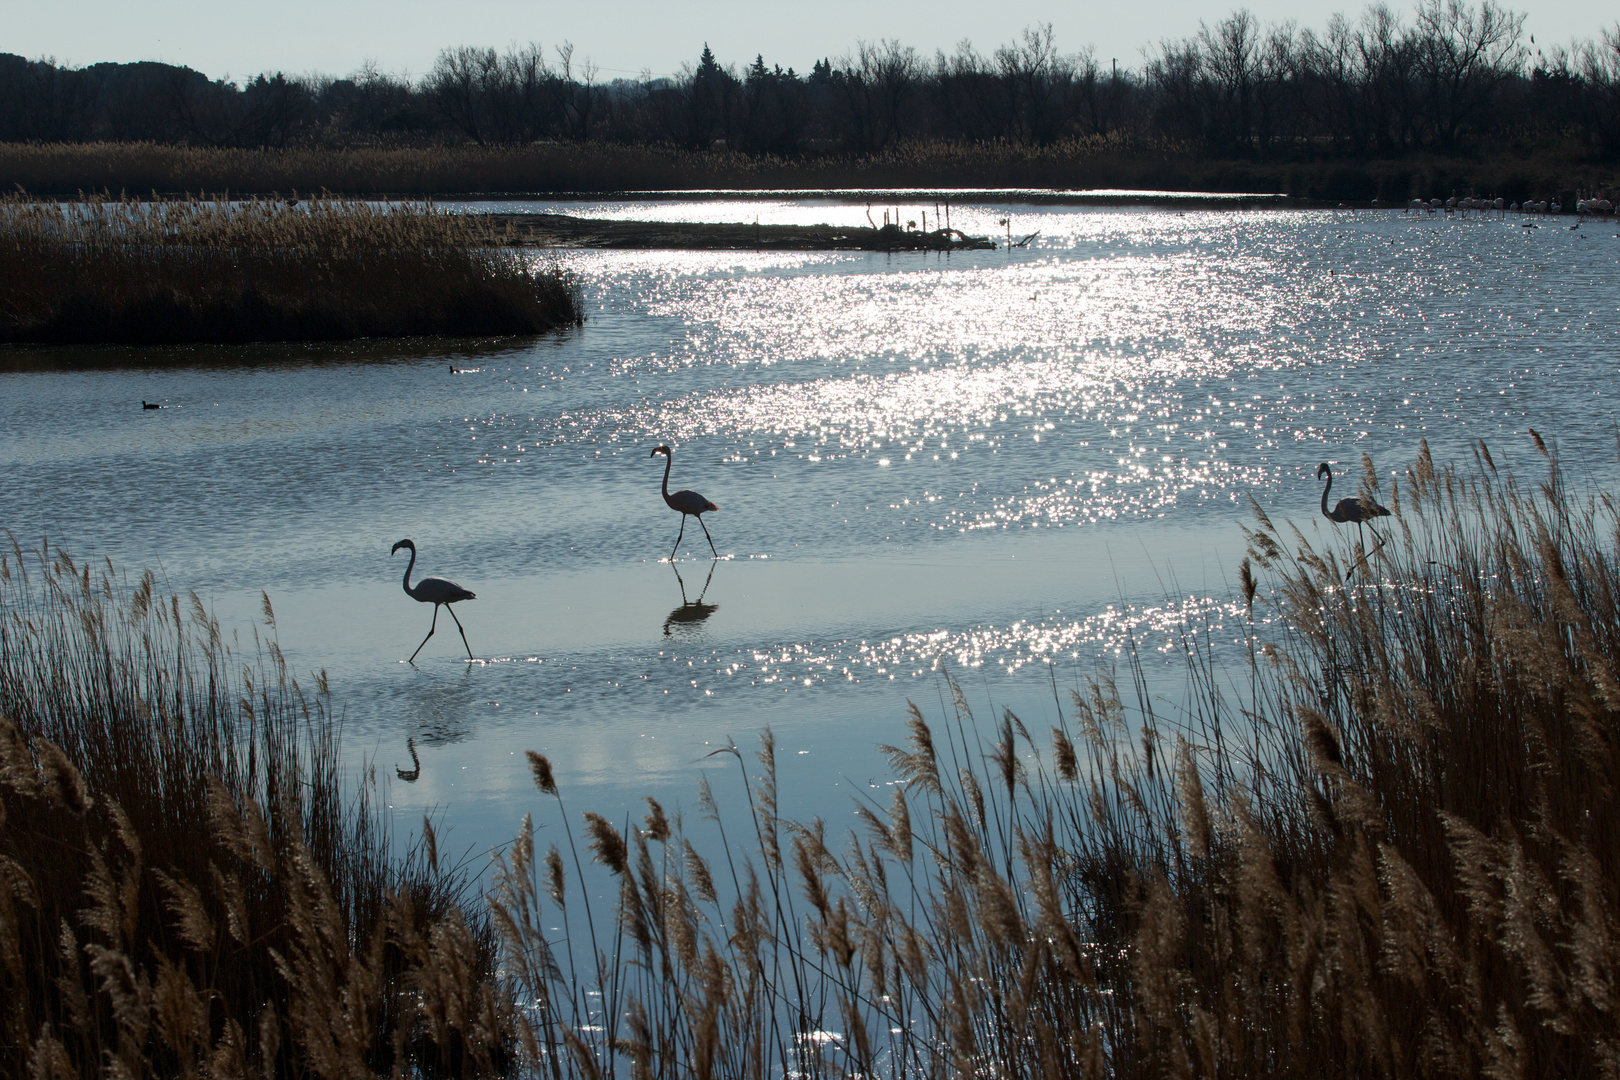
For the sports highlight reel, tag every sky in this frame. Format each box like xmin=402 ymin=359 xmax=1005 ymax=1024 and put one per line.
xmin=5 ymin=0 xmax=1614 ymax=84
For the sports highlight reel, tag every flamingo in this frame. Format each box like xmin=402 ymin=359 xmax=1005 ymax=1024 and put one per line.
xmin=1318 ymin=462 xmax=1391 ymax=581
xmin=651 ymin=445 xmax=719 ymax=559
xmin=391 ymin=539 xmax=476 ymax=662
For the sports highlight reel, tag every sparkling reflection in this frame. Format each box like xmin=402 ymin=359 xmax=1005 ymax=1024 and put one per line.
xmin=3 ymin=200 xmax=1617 ymax=854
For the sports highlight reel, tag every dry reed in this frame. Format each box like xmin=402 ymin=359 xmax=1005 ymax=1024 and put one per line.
xmin=9 ymin=433 xmax=1617 ymax=1078
xmin=0 ymin=192 xmax=582 ymax=344
xmin=490 ymin=436 xmax=1620 ymax=1078
xmin=7 ymin=139 xmax=1615 ymax=204
xmin=0 ymin=538 xmax=511 ymax=1077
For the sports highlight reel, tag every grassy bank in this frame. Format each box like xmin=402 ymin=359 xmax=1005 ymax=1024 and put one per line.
xmin=0 ymin=194 xmax=582 ymax=345
xmin=5 ymin=139 xmax=1617 ymax=202
xmin=0 ymin=540 xmax=512 ymax=1077
xmin=489 ymin=438 xmax=1620 ymax=1077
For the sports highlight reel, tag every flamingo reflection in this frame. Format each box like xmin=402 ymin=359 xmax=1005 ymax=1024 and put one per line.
xmin=396 ymin=737 xmax=421 ymax=782
xmin=664 ymin=561 xmax=719 ymax=636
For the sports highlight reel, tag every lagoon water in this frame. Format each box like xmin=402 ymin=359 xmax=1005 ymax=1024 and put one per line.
xmin=3 ymin=199 xmax=1618 ymax=866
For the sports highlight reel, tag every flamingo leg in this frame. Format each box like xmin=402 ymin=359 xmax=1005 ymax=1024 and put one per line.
xmin=697 ymin=515 xmax=718 ymax=558
xmin=408 ymin=604 xmax=440 ymax=663
xmin=446 ymin=604 xmax=474 ymax=661
xmin=670 ymin=516 xmax=688 ymax=561
xmin=1344 ymin=522 xmax=1389 ymax=582
xmin=1344 ymin=524 xmax=1369 ymax=582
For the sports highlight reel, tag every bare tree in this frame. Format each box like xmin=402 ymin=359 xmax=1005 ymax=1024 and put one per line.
xmin=427 ymin=46 xmax=497 ymax=144
xmin=1412 ymin=0 xmax=1526 ymax=148
xmin=994 ymin=24 xmax=1073 ymax=146
xmin=841 ymin=40 xmax=921 ymax=149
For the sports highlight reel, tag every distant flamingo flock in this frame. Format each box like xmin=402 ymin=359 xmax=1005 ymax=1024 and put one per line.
xmin=1402 ymin=194 xmax=1614 ymax=216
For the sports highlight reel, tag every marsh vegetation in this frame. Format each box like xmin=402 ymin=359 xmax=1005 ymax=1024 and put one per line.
xmin=3 ymin=2 xmax=1619 ymax=199
xmin=0 ymin=194 xmax=582 ymax=345
xmin=0 ymin=542 xmax=510 ymax=1078
xmin=7 ymin=438 xmax=1619 ymax=1077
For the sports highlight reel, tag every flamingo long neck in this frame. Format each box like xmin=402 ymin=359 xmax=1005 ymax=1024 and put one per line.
xmin=1321 ymin=472 xmax=1332 ymax=518
xmin=661 ymin=451 xmax=673 ymax=501
xmin=401 ymin=547 xmax=417 ymax=597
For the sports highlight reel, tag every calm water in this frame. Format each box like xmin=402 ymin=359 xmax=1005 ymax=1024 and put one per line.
xmin=3 ymin=201 xmax=1618 ymax=863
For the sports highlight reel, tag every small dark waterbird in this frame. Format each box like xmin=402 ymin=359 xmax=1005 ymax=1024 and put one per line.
xmin=392 ymin=539 xmax=476 ymax=662
xmin=651 ymin=445 xmax=719 ymax=559
xmin=1318 ymin=461 xmax=1392 ymax=581
xmin=142 ymin=400 xmax=161 ymax=410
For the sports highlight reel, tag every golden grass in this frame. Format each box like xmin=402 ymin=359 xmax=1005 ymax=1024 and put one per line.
xmin=9 ymin=435 xmax=1618 ymax=1077
xmin=0 ymin=539 xmax=511 ymax=1077
xmin=492 ymin=436 xmax=1620 ymax=1078
xmin=0 ymin=193 xmax=582 ymax=344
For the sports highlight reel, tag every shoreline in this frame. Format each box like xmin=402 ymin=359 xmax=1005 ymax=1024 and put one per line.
xmin=8 ymin=142 xmax=1613 ymax=205
xmin=485 ymin=212 xmax=999 ymax=251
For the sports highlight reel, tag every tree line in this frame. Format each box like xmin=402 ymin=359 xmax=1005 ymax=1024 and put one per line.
xmin=3 ymin=1 xmax=1618 ymax=162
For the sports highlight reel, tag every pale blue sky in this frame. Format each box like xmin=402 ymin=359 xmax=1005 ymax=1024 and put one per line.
xmin=7 ymin=0 xmax=1613 ymax=83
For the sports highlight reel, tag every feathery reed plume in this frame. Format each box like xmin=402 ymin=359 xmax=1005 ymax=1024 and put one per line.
xmin=642 ymin=798 xmax=670 ymax=842
xmin=583 ymin=813 xmax=628 ymax=877
xmin=527 ymin=750 xmax=558 ymax=796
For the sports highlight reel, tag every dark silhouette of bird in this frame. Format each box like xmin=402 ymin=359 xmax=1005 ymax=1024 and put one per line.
xmin=664 ymin=561 xmax=719 ymax=636
xmin=391 ymin=539 xmax=476 ymax=662
xmin=396 ymin=736 xmax=421 ymax=781
xmin=142 ymin=400 xmax=161 ymax=410
xmin=1318 ymin=461 xmax=1391 ymax=580
xmin=651 ymin=445 xmax=719 ymax=559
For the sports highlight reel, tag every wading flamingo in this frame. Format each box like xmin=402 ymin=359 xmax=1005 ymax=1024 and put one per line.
xmin=651 ymin=445 xmax=719 ymax=559
xmin=1318 ymin=462 xmax=1392 ymax=581
xmin=392 ymin=539 xmax=476 ymax=662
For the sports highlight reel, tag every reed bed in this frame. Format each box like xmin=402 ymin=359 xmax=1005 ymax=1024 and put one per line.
xmin=493 ymin=436 xmax=1620 ymax=1078
xmin=0 ymin=539 xmax=512 ymax=1078
xmin=7 ymin=435 xmax=1617 ymax=1078
xmin=0 ymin=193 xmax=582 ymax=344
xmin=1 ymin=139 xmax=1154 ymax=196
xmin=6 ymin=139 xmax=1615 ymax=203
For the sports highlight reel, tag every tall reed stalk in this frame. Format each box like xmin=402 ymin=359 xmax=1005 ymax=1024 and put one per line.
xmin=491 ymin=436 xmax=1620 ymax=1078
xmin=0 ymin=538 xmax=512 ymax=1078
xmin=0 ymin=193 xmax=582 ymax=344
